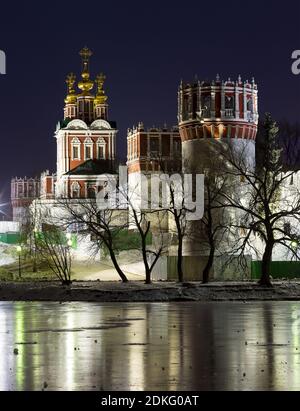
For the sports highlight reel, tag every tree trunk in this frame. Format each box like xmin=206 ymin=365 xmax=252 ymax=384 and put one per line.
xmin=259 ymin=241 xmax=273 ymax=287
xmin=142 ymin=248 xmax=151 ymax=284
xmin=202 ymin=245 xmax=215 ymax=284
xmin=177 ymin=234 xmax=183 ymax=283
xmin=145 ymin=268 xmax=151 ymax=284
xmin=109 ymin=249 xmax=128 ymax=283
xmin=32 ymin=259 xmax=37 ymax=273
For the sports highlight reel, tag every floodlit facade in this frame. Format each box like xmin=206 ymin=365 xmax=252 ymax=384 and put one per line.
xmin=10 ymin=48 xmax=300 ymax=280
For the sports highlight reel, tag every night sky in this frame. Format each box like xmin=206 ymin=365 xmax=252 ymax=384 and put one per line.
xmin=0 ymin=0 xmax=299 ymax=215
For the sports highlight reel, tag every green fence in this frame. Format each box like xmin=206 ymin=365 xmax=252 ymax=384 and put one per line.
xmin=0 ymin=233 xmax=20 ymax=244
xmin=35 ymin=232 xmax=77 ymax=249
xmin=251 ymin=260 xmax=300 ymax=279
xmin=111 ymin=230 xmax=152 ymax=251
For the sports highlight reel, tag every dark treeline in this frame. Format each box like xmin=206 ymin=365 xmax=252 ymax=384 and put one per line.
xmin=256 ymin=119 xmax=300 ymax=170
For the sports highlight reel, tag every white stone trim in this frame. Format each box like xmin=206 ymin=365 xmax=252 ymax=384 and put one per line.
xmin=96 ymin=137 xmax=106 ymax=159
xmin=71 ymin=137 xmax=81 ymax=160
xmin=70 ymin=181 xmax=81 ymax=198
xmin=83 ymin=137 xmax=93 ymax=160
xmin=65 ymin=119 xmax=88 ymax=130
xmin=90 ymin=119 xmax=111 ymax=130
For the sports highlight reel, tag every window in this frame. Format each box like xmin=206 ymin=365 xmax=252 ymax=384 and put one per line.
xmin=73 ymin=146 xmax=79 ymax=160
xmin=225 ymin=96 xmax=234 ymax=117
xmin=247 ymin=98 xmax=253 ymax=111
xmin=85 ymin=145 xmax=92 ymax=159
xmin=173 ymin=140 xmax=181 ymax=154
xmin=17 ymin=184 xmax=23 ymax=196
xmin=28 ymin=184 xmax=34 ymax=197
xmin=71 ymin=182 xmax=80 ymax=198
xmin=71 ymin=137 xmax=81 ymax=160
xmin=84 ymin=137 xmax=93 ymax=160
xmin=201 ymin=95 xmax=211 ymax=117
xmin=225 ymin=96 xmax=234 ymax=109
xmin=96 ymin=138 xmax=106 ymax=160
xmin=87 ymin=187 xmax=96 ymax=198
xmin=98 ymin=145 xmax=104 ymax=159
xmin=150 ymin=137 xmax=159 ymax=155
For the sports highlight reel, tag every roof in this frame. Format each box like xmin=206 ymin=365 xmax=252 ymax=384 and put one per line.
xmin=65 ymin=159 xmax=117 ymax=175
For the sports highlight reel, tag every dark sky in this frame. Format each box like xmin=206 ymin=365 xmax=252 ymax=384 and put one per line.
xmin=0 ymin=0 xmax=300 ymax=213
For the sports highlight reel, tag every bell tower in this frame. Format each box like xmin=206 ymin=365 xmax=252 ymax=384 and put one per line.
xmin=56 ymin=47 xmax=118 ymax=197
xmin=177 ymin=75 xmax=259 ymax=280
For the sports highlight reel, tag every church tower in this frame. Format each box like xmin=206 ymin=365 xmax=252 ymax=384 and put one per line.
xmin=178 ymin=75 xmax=259 ymax=279
xmin=55 ymin=47 xmax=118 ymax=199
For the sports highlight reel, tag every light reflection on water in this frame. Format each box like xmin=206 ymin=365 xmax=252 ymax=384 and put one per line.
xmin=0 ymin=301 xmax=300 ymax=390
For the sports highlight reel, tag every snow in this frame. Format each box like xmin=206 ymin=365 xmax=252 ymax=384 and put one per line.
xmin=0 ymin=243 xmax=15 ymax=266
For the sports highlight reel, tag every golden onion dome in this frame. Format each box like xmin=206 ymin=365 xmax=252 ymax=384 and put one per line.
xmin=94 ymin=73 xmax=108 ymax=105
xmin=78 ymin=47 xmax=94 ymax=95
xmin=64 ymin=73 xmax=77 ymax=104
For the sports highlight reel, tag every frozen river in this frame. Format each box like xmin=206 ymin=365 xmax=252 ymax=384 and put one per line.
xmin=0 ymin=301 xmax=300 ymax=391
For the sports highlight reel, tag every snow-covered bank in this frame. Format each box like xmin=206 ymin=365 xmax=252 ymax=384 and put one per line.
xmin=0 ymin=243 xmax=15 ymax=267
xmin=0 ymin=281 xmax=300 ymax=302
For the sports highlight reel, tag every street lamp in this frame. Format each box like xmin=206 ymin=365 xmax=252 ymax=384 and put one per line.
xmin=16 ymin=245 xmax=22 ymax=278
xmin=66 ymin=232 xmax=72 ymax=248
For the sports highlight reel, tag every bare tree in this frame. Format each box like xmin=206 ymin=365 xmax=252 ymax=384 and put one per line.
xmin=35 ymin=225 xmax=72 ymax=285
xmin=168 ymin=183 xmax=186 ymax=282
xmin=58 ymin=198 xmax=129 ymax=283
xmin=200 ymin=171 xmax=229 ymax=283
xmin=153 ymin=156 xmax=188 ymax=282
xmin=118 ymin=177 xmax=166 ymax=284
xmin=218 ymin=113 xmax=300 ymax=286
xmin=129 ymin=207 xmax=164 ymax=284
xmin=57 ymin=178 xmax=165 ymax=285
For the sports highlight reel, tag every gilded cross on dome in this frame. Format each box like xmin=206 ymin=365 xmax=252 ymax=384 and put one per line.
xmin=79 ymin=46 xmax=93 ymax=61
xmin=94 ymin=73 xmax=108 ymax=105
xmin=65 ymin=72 xmax=77 ymax=104
xmin=78 ymin=46 xmax=94 ymax=94
xmin=66 ymin=73 xmax=76 ymax=93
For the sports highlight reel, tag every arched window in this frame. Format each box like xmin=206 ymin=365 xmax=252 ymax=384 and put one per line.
xmin=225 ymin=96 xmax=234 ymax=117
xmin=71 ymin=137 xmax=81 ymax=160
xmin=96 ymin=137 xmax=106 ymax=159
xmin=225 ymin=96 xmax=234 ymax=109
xmin=84 ymin=137 xmax=93 ymax=160
xmin=201 ymin=95 xmax=211 ymax=117
xmin=246 ymin=98 xmax=253 ymax=121
xmin=247 ymin=98 xmax=253 ymax=112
